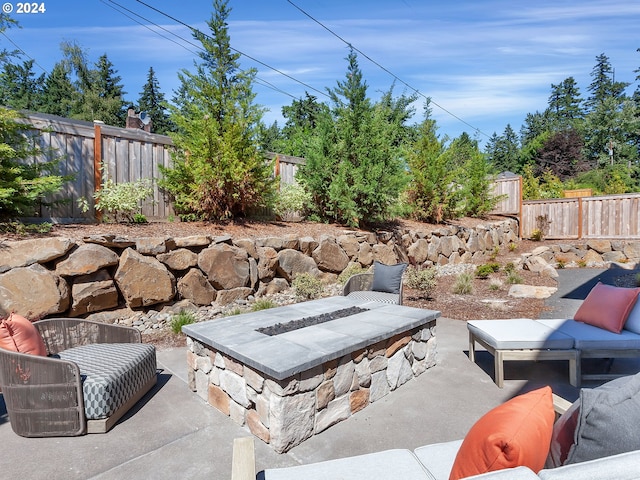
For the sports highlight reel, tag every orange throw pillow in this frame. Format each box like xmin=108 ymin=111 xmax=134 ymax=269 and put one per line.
xmin=449 ymin=386 xmax=554 ymax=480
xmin=574 ymin=282 xmax=640 ymax=333
xmin=0 ymin=313 xmax=47 ymax=356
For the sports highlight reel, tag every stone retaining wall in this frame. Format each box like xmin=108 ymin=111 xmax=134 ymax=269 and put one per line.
xmin=2 ymin=218 xmax=639 ymax=323
xmin=187 ymin=320 xmax=436 ymax=453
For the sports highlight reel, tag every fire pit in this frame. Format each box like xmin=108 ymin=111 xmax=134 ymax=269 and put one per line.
xmin=183 ymin=296 xmax=439 ymax=452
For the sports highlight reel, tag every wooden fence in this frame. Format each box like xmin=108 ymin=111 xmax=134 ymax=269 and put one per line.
xmin=490 ymin=176 xmax=521 ymax=216
xmin=522 ymin=194 xmax=640 ymax=239
xmin=17 ymin=113 xmax=303 ymax=222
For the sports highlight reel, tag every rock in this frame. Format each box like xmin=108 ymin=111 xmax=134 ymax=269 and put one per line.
xmin=198 ymin=243 xmax=250 ymax=289
xmin=357 ymin=242 xmax=374 ymax=266
xmin=174 ymin=235 xmax=212 ymax=248
xmin=260 ymin=278 xmax=289 ymax=295
xmin=233 ymin=238 xmax=258 ymax=259
xmin=258 ymin=237 xmax=284 ymax=250
xmin=114 ymin=248 xmax=176 ymax=308
xmin=136 ymin=237 xmax=176 ymax=255
xmin=315 ymin=396 xmax=350 ymax=434
xmin=178 ymin=268 xmax=216 ymax=305
xmin=69 ymin=270 xmax=119 ymax=316
xmin=257 ymin=247 xmax=278 ymax=281
xmin=316 ymin=381 xmax=335 ymax=410
xmin=369 ymin=370 xmax=390 ymax=402
xmin=215 ymin=287 xmax=253 ymax=305
xmin=56 ymin=244 xmax=119 ymax=277
xmin=157 ymin=248 xmax=198 ymax=271
xmin=83 ymin=234 xmax=135 ymax=248
xmin=386 ymin=350 xmax=413 ymax=389
xmin=349 ymin=389 xmax=369 ymax=414
xmin=219 ymin=370 xmax=250 ymax=408
xmin=0 ymin=263 xmax=70 ymax=318
xmin=372 ymin=243 xmax=398 ymax=265
xmin=508 ymin=284 xmax=558 ymax=299
xmin=337 ymin=235 xmax=360 ymax=258
xmin=587 ymin=239 xmax=612 ymax=254
xmin=1 ymin=237 xmax=75 ymax=270
xmin=583 ymin=249 xmax=605 ymax=266
xmin=407 ymin=238 xmax=429 ymax=265
xmin=268 ymin=392 xmax=315 ymax=453
xmin=312 ymin=236 xmax=349 ymax=273
xmin=332 ymin=357 xmax=355 ymax=397
xmin=276 ymin=249 xmax=321 ymax=281
xmin=298 ymin=236 xmax=318 ymax=256
xmin=602 ymin=251 xmax=626 ymax=263
xmin=623 ymin=241 xmax=640 ymax=260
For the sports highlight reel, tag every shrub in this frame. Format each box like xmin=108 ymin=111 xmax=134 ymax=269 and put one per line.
xmin=504 ymin=262 xmax=516 ymax=273
xmin=273 ymin=183 xmax=311 ymax=221
xmin=530 ymin=229 xmax=544 ymax=241
xmin=251 ymin=299 xmax=277 ymax=311
xmin=132 ymin=213 xmax=148 ymax=224
xmin=404 ymin=266 xmax=437 ymax=298
xmin=506 ymin=271 xmax=523 ymax=285
xmin=489 ymin=279 xmax=502 ymax=291
xmin=337 ymin=263 xmax=368 ymax=285
xmin=292 ymin=273 xmax=323 ymax=300
xmin=508 ymin=242 xmax=518 ymax=252
xmin=476 ymin=263 xmax=500 ymax=279
xmin=453 ymin=272 xmax=474 ymax=295
xmin=0 ymin=221 xmax=52 ymax=235
xmin=78 ymin=177 xmax=153 ymax=223
xmin=170 ymin=310 xmax=197 ymax=334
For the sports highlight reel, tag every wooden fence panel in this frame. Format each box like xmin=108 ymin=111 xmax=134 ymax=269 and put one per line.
xmin=490 ymin=177 xmax=521 ymax=215
xmin=521 ymin=199 xmax=580 ymax=239
xmin=582 ymin=194 xmax=640 ymax=238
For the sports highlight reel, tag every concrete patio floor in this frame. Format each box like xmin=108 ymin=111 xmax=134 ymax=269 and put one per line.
xmin=1 ymin=267 xmax=639 ymax=479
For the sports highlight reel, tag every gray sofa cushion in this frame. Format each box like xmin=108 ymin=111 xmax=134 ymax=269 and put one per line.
xmin=413 ymin=439 xmax=463 ymax=480
xmin=59 ymin=343 xmax=157 ymax=419
xmin=539 ymin=450 xmax=640 ymax=480
xmin=262 ymin=449 xmax=435 ymax=480
xmin=536 ymin=319 xmax=640 ymax=350
xmin=345 ymin=290 xmax=402 ymax=305
xmin=467 ymin=319 xmax=574 ymax=350
xmin=464 ymin=466 xmax=539 ymax=479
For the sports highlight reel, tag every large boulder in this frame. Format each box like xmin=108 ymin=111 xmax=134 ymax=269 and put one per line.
xmin=257 ymin=247 xmax=278 ymax=281
xmin=0 ymin=264 xmax=70 ymax=318
xmin=198 ymin=244 xmax=250 ymax=289
xmin=157 ymin=248 xmax=198 ymax=271
xmin=69 ymin=270 xmax=119 ymax=317
xmin=114 ymin=248 xmax=176 ymax=308
xmin=407 ymin=239 xmax=429 ymax=265
xmin=55 ymin=243 xmax=119 ymax=277
xmin=312 ymin=236 xmax=349 ymax=273
xmin=1 ymin=237 xmax=75 ymax=271
xmin=178 ymin=268 xmax=216 ymax=306
xmin=277 ymin=249 xmax=321 ymax=281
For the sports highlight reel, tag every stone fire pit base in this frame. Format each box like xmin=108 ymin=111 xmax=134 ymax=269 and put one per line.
xmin=187 ymin=319 xmax=436 ymax=453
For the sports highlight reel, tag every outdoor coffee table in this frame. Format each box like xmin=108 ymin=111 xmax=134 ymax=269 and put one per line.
xmin=183 ymin=296 xmax=440 ymax=452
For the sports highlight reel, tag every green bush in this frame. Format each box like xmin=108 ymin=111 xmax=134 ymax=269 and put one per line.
xmin=506 ymin=271 xmax=523 ymax=285
xmin=273 ymin=183 xmax=311 ymax=221
xmin=404 ymin=266 xmax=437 ymax=298
xmin=475 ymin=264 xmax=496 ymax=279
xmin=292 ymin=273 xmax=323 ymax=300
xmin=170 ymin=310 xmax=197 ymax=334
xmin=452 ymin=272 xmax=474 ymax=294
xmin=78 ymin=177 xmax=153 ymax=223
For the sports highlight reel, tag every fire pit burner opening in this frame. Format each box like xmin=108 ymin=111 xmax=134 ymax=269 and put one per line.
xmin=256 ymin=306 xmax=368 ymax=336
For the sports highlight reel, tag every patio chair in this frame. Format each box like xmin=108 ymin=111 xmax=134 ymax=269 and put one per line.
xmin=0 ymin=317 xmax=157 ymax=437
xmin=343 ymin=261 xmax=407 ymax=305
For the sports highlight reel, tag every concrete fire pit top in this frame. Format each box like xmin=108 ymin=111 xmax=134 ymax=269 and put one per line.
xmin=183 ymin=296 xmax=440 ymax=380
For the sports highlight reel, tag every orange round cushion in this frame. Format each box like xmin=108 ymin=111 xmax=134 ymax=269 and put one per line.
xmin=449 ymin=386 xmax=555 ymax=480
xmin=0 ymin=313 xmax=47 ymax=356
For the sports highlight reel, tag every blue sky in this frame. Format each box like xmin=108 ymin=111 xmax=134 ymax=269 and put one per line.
xmin=3 ymin=0 xmax=639 ymax=145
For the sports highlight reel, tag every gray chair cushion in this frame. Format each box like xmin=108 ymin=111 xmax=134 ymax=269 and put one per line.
xmin=262 ymin=449 xmax=435 ymax=480
xmin=536 ymin=319 xmax=640 ymax=350
xmin=346 ymin=290 xmax=401 ymax=305
xmin=371 ymin=261 xmax=407 ymax=294
xmin=467 ymin=319 xmax=574 ymax=350
xmin=539 ymin=450 xmax=640 ymax=480
xmin=59 ymin=343 xmax=156 ymax=419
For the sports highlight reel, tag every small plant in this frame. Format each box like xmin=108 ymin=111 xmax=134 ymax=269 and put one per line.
xmin=452 ymin=272 xmax=474 ymax=295
xmin=489 ymin=278 xmax=502 ymax=291
xmin=475 ymin=263 xmax=500 ymax=279
xmin=534 ymin=214 xmax=551 ymax=239
xmin=508 ymin=242 xmax=518 ymax=252
xmin=170 ymin=310 xmax=197 ymax=334
xmin=530 ymin=229 xmax=544 ymax=241
xmin=78 ymin=176 xmax=154 ymax=223
xmin=577 ymin=260 xmax=587 ymax=268
xmin=0 ymin=221 xmax=53 ymax=235
xmin=251 ymin=299 xmax=277 ymax=311
xmin=225 ymin=307 xmax=244 ymax=317
xmin=338 ymin=263 xmax=368 ymax=285
xmin=489 ymin=245 xmax=500 ymax=260
xmin=504 ymin=262 xmax=516 ymax=273
xmin=556 ymin=259 xmax=566 ymax=269
xmin=634 ymin=273 xmax=640 ymax=287
xmin=404 ymin=266 xmax=437 ymax=298
xmin=292 ymin=273 xmax=323 ymax=300
xmin=132 ymin=213 xmax=148 ymax=223
xmin=273 ymin=182 xmax=311 ymax=221
xmin=506 ymin=271 xmax=523 ymax=285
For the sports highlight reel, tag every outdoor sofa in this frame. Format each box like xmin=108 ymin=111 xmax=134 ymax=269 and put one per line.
xmin=232 ymin=372 xmax=640 ymax=480
xmin=0 ymin=314 xmax=157 ymax=436
xmin=467 ymin=282 xmax=640 ymax=387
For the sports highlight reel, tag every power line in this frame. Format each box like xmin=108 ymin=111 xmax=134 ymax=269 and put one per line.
xmin=286 ymin=0 xmax=491 ymax=138
xmin=131 ymin=0 xmax=330 ymax=100
xmin=0 ymin=31 xmax=48 ymax=74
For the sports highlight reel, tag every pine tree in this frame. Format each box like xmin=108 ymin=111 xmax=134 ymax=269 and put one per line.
xmin=160 ymin=0 xmax=274 ymax=220
xmin=41 ymin=62 xmax=77 ymax=117
xmin=485 ymin=124 xmax=521 ymax=173
xmin=585 ymin=53 xmax=629 ymax=111
xmin=0 ymin=59 xmax=45 ymax=110
xmin=547 ymin=77 xmax=584 ymax=127
xmin=137 ymin=66 xmax=172 ymax=134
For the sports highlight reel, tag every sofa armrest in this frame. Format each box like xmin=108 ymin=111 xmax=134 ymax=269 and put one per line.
xmin=552 ymin=393 xmax=572 ymax=417
xmin=232 ymin=437 xmax=256 ymax=480
xmin=35 ymin=318 xmax=141 ymax=354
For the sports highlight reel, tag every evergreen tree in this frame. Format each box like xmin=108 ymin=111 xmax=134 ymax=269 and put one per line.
xmin=0 ymin=59 xmax=45 ymax=110
xmin=160 ymin=0 xmax=274 ymax=220
xmin=485 ymin=124 xmax=521 ymax=173
xmin=41 ymin=62 xmax=77 ymax=117
xmin=278 ymin=92 xmax=327 ymax=156
xmin=585 ymin=53 xmax=629 ymax=111
xmin=297 ymin=50 xmax=411 ymax=227
xmin=0 ymin=13 xmax=18 ymax=66
xmin=137 ymin=66 xmax=172 ymax=134
xmin=547 ymin=77 xmax=584 ymax=127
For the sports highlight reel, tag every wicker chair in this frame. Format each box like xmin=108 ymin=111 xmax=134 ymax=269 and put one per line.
xmin=343 ymin=273 xmax=404 ymax=305
xmin=0 ymin=318 xmax=157 ymax=437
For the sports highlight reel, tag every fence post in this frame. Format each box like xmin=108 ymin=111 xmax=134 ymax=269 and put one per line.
xmin=577 ymin=197 xmax=583 ymax=239
xmin=518 ymin=175 xmax=523 ymax=239
xmin=93 ymin=123 xmax=103 ymax=222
